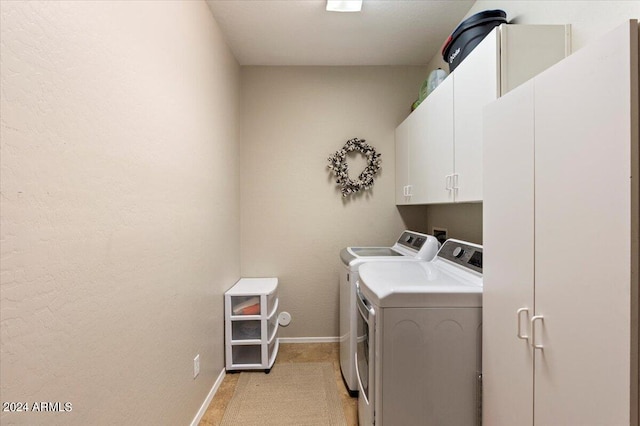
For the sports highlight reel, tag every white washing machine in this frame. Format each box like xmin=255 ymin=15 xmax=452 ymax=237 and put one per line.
xmin=356 ymin=239 xmax=483 ymax=425
xmin=339 ymin=231 xmax=439 ymax=395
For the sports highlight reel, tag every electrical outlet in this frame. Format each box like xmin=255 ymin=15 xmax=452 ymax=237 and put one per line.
xmin=193 ymin=354 xmax=200 ymax=379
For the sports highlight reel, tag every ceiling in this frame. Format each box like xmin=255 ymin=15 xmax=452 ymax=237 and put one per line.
xmin=205 ymin=0 xmax=475 ymax=66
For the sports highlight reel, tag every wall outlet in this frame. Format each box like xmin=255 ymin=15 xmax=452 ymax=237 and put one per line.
xmin=193 ymin=354 xmax=200 ymax=379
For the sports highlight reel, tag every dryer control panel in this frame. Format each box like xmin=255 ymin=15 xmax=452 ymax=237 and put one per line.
xmin=437 ymin=240 xmax=483 ymax=274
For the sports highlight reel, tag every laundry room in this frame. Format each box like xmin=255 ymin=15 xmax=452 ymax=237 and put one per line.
xmin=1 ymin=1 xmax=638 ymax=425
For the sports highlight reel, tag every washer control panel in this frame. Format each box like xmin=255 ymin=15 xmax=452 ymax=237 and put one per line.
xmin=437 ymin=240 xmax=483 ymax=274
xmin=397 ymin=231 xmax=428 ymax=251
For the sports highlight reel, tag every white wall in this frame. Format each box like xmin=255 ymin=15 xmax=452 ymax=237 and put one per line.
xmin=0 ymin=1 xmax=240 ymax=424
xmin=240 ymin=66 xmax=430 ymax=337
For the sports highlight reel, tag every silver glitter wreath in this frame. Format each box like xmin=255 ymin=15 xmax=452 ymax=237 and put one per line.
xmin=327 ymin=138 xmax=382 ymax=197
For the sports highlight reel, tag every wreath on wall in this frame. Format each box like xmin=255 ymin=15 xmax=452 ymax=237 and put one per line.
xmin=327 ymin=138 xmax=381 ymax=198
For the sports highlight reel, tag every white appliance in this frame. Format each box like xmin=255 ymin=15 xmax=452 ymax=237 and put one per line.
xmin=339 ymin=231 xmax=439 ymax=395
xmin=356 ymin=239 xmax=483 ymax=425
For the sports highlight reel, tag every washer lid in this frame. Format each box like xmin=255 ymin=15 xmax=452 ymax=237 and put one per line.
xmin=340 ymin=247 xmax=407 ymax=267
xmin=349 ymin=247 xmax=404 ymax=257
xmin=358 ymin=261 xmax=482 ymax=308
xmin=340 ymin=232 xmax=440 ymax=266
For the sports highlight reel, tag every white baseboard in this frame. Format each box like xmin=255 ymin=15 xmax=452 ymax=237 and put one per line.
xmin=278 ymin=336 xmax=339 ymax=344
xmin=190 ymin=367 xmax=226 ymax=426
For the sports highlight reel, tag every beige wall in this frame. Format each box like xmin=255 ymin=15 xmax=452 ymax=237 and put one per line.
xmin=426 ymin=203 xmax=483 ymax=244
xmin=0 ymin=1 xmax=240 ymax=425
xmin=240 ymin=66 xmax=430 ymax=337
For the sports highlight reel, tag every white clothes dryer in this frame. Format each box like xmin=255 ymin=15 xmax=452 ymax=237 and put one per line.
xmin=356 ymin=239 xmax=483 ymax=425
xmin=339 ymin=231 xmax=439 ymax=395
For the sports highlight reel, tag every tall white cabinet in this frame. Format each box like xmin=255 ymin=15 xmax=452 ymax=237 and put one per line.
xmin=483 ymin=21 xmax=639 ymax=426
xmin=396 ymin=24 xmax=570 ymax=205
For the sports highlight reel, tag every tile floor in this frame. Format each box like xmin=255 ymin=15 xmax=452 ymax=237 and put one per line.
xmin=198 ymin=342 xmax=358 ymax=425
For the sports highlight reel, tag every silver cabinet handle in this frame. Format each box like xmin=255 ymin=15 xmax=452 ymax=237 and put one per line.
xmin=445 ymin=175 xmax=452 ymax=190
xmin=531 ymin=315 xmax=544 ymax=349
xmin=516 ymin=308 xmax=529 ymax=340
xmin=453 ymin=173 xmax=459 ymax=190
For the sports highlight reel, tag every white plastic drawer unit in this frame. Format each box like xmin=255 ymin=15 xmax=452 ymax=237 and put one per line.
xmin=224 ymin=278 xmax=279 ymax=373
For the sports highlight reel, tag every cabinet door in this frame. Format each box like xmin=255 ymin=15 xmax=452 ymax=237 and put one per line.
xmin=483 ymin=80 xmax=535 ymax=426
xmin=499 ymin=24 xmax=571 ymax=95
xmin=411 ymin=75 xmax=454 ymax=204
xmin=533 ymin=21 xmax=636 ymax=425
xmin=454 ymin=28 xmax=499 ymax=202
xmin=395 ymin=115 xmax=411 ymax=204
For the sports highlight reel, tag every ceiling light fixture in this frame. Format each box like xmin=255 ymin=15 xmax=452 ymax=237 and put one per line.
xmin=326 ymin=0 xmax=362 ymax=12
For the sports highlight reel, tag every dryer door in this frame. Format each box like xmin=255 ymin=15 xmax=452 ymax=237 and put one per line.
xmin=355 ymin=286 xmax=375 ymax=425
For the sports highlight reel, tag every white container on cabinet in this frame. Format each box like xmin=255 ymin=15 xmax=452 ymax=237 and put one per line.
xmin=396 ymin=24 xmax=571 ymax=205
xmin=225 ymin=277 xmax=279 ymax=372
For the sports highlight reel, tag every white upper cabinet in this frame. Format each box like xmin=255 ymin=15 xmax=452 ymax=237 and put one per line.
xmin=396 ymin=75 xmax=454 ymax=205
xmin=453 ymin=27 xmax=499 ymax=203
xmin=395 ymin=24 xmax=570 ymax=205
xmin=419 ymin=75 xmax=454 ymax=204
